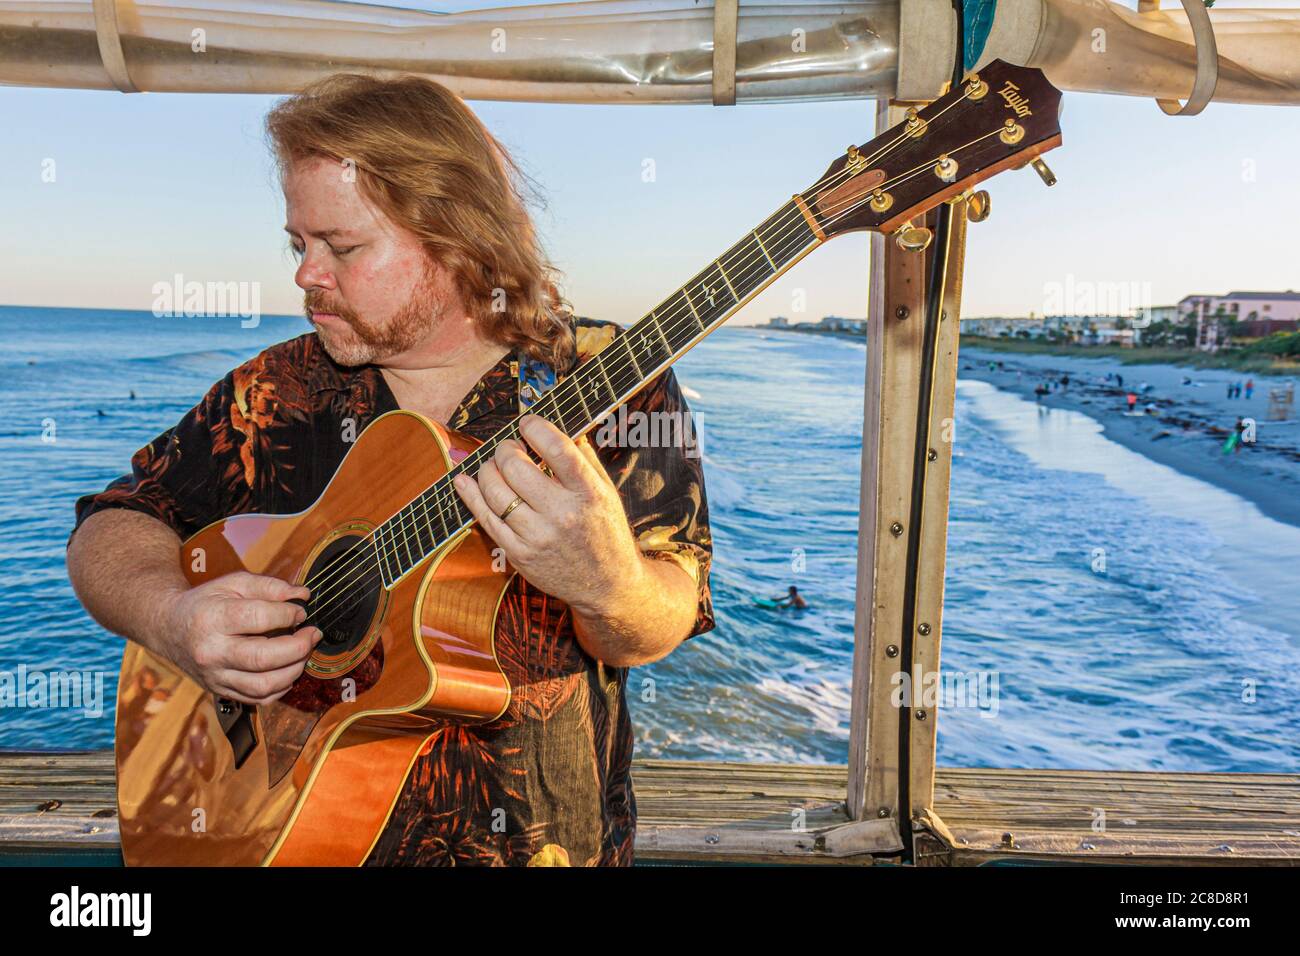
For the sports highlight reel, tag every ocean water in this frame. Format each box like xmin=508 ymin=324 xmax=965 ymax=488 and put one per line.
xmin=2 ymin=306 xmax=1298 ymax=773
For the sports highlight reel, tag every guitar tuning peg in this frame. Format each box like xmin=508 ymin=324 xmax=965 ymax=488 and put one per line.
xmin=894 ymin=221 xmax=934 ymax=252
xmin=966 ymin=189 xmax=991 ymax=222
xmin=1029 ymin=157 xmax=1057 ymax=187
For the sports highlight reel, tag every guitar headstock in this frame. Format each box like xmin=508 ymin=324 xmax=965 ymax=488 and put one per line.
xmin=802 ymin=61 xmax=1063 ymax=238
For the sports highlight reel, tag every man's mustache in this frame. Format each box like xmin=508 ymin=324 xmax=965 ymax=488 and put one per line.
xmin=304 ymin=297 xmax=355 ymax=320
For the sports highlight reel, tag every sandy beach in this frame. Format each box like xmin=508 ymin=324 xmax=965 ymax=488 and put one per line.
xmin=959 ymin=345 xmax=1300 ymax=529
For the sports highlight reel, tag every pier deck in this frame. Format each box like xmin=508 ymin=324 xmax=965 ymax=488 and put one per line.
xmin=3 ymin=751 xmax=1298 ymax=865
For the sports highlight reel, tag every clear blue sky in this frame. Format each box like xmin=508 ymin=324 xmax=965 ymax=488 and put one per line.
xmin=2 ymin=0 xmax=1297 ymax=325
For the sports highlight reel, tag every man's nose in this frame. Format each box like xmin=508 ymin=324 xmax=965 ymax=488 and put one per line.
xmin=295 ymin=251 xmax=337 ymax=292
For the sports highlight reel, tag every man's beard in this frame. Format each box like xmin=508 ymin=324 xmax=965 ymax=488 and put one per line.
xmin=304 ymin=267 xmax=446 ymax=367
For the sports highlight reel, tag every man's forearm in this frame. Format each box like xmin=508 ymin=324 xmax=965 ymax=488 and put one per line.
xmin=66 ymin=509 xmax=189 ymax=655
xmin=569 ymin=555 xmax=698 ymax=668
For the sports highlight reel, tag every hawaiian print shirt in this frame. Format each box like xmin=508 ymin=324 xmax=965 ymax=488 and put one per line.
xmin=71 ymin=316 xmax=714 ymax=866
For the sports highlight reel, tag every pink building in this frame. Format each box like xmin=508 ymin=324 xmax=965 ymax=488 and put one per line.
xmin=1179 ymin=291 xmax=1300 ymax=336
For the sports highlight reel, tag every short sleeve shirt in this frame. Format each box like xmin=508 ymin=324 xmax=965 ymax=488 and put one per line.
xmin=71 ymin=316 xmax=714 ymax=866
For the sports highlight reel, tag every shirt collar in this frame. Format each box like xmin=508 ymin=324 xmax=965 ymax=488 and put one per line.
xmin=303 ymin=332 xmax=520 ymax=430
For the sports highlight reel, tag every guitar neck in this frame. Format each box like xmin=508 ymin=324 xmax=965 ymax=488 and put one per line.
xmin=372 ymin=195 xmax=825 ymax=587
xmin=369 ymin=59 xmax=1066 ymax=588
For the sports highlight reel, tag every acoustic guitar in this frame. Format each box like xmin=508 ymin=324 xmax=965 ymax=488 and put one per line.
xmin=114 ymin=61 xmax=1062 ymax=865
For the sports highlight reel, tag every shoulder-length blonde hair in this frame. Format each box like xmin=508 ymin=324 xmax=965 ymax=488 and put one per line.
xmin=266 ymin=73 xmax=575 ymax=371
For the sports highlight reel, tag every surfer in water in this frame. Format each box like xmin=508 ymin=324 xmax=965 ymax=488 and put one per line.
xmin=770 ymin=586 xmax=808 ymax=609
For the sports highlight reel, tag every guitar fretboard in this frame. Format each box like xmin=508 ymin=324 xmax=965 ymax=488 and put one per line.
xmin=371 ymin=197 xmax=822 ymax=588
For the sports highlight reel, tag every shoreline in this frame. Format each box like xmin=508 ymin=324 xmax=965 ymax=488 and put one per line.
xmin=958 ymin=347 xmax=1300 ymax=530
xmin=750 ymin=328 xmax=1300 ymax=530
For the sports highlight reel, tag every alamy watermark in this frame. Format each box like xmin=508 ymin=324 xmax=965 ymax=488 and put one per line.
xmin=0 ymin=664 xmax=105 ymax=718
xmin=152 ymin=273 xmax=262 ymax=328
xmin=592 ymin=405 xmax=704 ymax=458
xmin=890 ymin=669 xmax=1000 ymax=719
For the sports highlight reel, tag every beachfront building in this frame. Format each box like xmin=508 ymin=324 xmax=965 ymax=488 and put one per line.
xmin=774 ymin=314 xmax=867 ymax=335
xmin=1037 ymin=314 xmax=1138 ymax=345
xmin=1179 ymin=291 xmax=1300 ymax=338
xmin=961 ymin=314 xmax=1141 ymax=345
xmin=1091 ymin=327 xmax=1139 ymax=347
xmin=960 ymin=316 xmax=1019 ymax=337
xmin=1134 ymin=304 xmax=1180 ymax=327
xmin=818 ymin=315 xmax=866 ymax=334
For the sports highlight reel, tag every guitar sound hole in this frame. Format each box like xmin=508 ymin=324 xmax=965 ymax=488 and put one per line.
xmin=303 ymin=534 xmax=382 ymax=657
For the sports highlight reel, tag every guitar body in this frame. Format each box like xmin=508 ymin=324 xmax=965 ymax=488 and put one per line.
xmin=114 ymin=410 xmax=513 ymax=866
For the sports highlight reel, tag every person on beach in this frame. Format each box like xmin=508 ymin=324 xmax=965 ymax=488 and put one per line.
xmin=1126 ymin=392 xmax=1138 ymax=412
xmin=1246 ymin=378 xmax=1255 ymax=400
xmin=1034 ymin=383 xmax=1049 ymax=402
xmin=1223 ymin=416 xmax=1248 ymax=455
xmin=1116 ymin=373 xmax=1123 ymax=388
xmin=1060 ymin=374 xmax=1070 ymax=390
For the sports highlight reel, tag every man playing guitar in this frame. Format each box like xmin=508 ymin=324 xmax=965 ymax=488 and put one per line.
xmin=66 ymin=72 xmax=714 ymax=867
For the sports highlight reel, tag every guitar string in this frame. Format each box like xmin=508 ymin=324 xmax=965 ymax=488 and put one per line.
xmin=294 ymin=80 xmax=987 ymax=611
xmin=305 ymin=120 xmax=1007 ymax=637
xmin=303 ymin=113 xmax=1007 ymax=635
xmin=302 ymin=103 xmax=1005 ymax=633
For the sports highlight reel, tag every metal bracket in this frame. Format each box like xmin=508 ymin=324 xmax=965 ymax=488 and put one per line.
xmin=93 ymin=0 xmax=140 ymax=93
xmin=1138 ymin=0 xmax=1218 ymax=115
xmin=712 ymin=0 xmax=738 ymax=106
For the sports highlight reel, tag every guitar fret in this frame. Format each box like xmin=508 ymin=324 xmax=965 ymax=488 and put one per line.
xmin=616 ymin=334 xmax=643 ymax=380
xmin=593 ymin=355 xmax=617 ymax=406
xmin=396 ymin=513 xmax=414 ymax=573
xmin=602 ymin=347 xmax=638 ymax=401
xmin=425 ymin=492 xmax=450 ymax=544
xmin=631 ymin=321 xmax=671 ymax=371
xmin=715 ymin=259 xmax=739 ymax=300
xmin=419 ymin=494 xmax=437 ymax=544
xmin=757 ymin=199 xmax=816 ymax=265
xmin=372 ymin=535 xmax=392 ymax=589
xmin=413 ymin=500 xmax=433 ymax=558
xmin=377 ymin=524 xmax=398 ymax=587
xmin=654 ymin=290 xmax=699 ymax=349
xmin=649 ymin=310 xmax=672 ymax=353
xmin=753 ymin=229 xmax=777 ymax=270
xmin=537 ymin=389 xmax=587 ymax=438
xmin=560 ymin=387 xmax=590 ymax=436
xmin=680 ymin=286 xmax=706 ymax=330
xmin=692 ymin=263 xmax=737 ymax=323
xmin=440 ymin=489 xmax=466 ymax=536
xmin=566 ymin=377 xmax=593 ymax=422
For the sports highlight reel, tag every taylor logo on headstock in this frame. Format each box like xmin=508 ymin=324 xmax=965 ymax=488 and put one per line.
xmin=998 ymin=80 xmax=1033 ymax=117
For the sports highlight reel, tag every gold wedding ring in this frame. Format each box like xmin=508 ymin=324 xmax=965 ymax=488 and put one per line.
xmin=498 ymin=495 xmax=525 ymax=522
